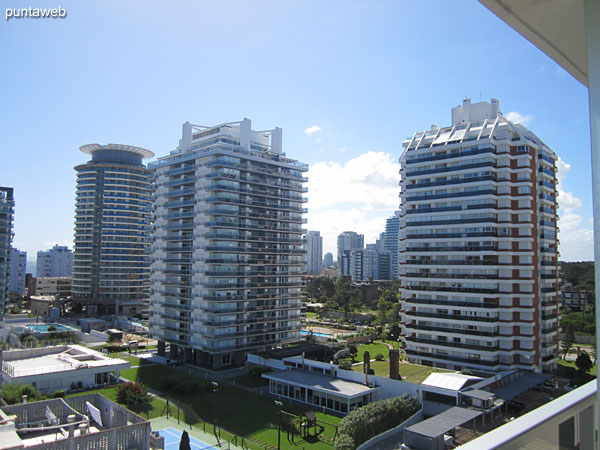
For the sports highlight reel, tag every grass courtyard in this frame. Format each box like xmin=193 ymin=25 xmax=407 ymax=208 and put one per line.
xmin=104 ymin=362 xmax=340 ymax=450
xmin=351 ymin=359 xmax=452 ymax=383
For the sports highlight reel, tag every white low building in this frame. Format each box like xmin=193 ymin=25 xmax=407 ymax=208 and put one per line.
xmin=1 ymin=345 xmax=129 ymax=393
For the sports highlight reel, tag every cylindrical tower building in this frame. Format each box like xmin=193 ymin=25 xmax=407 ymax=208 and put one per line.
xmin=73 ymin=144 xmax=154 ymax=316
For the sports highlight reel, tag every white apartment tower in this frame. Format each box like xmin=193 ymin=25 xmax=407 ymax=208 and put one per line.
xmin=337 ymin=231 xmax=364 ymax=276
xmin=399 ymin=98 xmax=559 ymax=373
xmin=305 ymin=231 xmax=323 ymax=275
xmin=37 ymin=245 xmax=73 ymax=277
xmin=8 ymin=248 xmax=26 ymax=295
xmin=150 ymin=119 xmax=307 ymax=369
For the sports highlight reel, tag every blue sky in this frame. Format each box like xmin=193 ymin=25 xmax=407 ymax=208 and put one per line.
xmin=0 ymin=0 xmax=593 ymax=265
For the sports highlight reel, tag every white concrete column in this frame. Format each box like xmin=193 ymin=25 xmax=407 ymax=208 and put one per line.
xmin=584 ymin=2 xmax=600 ymax=448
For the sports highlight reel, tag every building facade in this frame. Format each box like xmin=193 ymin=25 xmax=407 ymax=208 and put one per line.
xmin=35 ymin=276 xmax=72 ymax=298
xmin=73 ymin=144 xmax=154 ymax=316
xmin=8 ymin=247 xmax=26 ymax=295
xmin=0 ymin=187 xmax=15 ymax=319
xmin=150 ymin=119 xmax=307 ymax=369
xmin=337 ymin=231 xmax=364 ymax=276
xmin=399 ymin=98 xmax=559 ymax=373
xmin=384 ymin=214 xmax=401 ymax=279
xmin=324 ymin=252 xmax=334 ymax=268
xmin=36 ymin=244 xmax=73 ymax=277
xmin=305 ymin=230 xmax=323 ymax=275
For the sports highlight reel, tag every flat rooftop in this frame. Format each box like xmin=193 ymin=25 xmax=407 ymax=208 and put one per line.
xmin=263 ymin=370 xmax=378 ymax=399
xmin=2 ymin=345 xmax=129 ymax=379
xmin=406 ymin=406 xmax=483 ymax=439
xmin=422 ymin=372 xmax=483 ymax=391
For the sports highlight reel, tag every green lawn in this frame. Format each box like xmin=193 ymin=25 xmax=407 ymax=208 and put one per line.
xmin=305 ymin=312 xmax=318 ymax=319
xmin=107 ymin=362 xmax=340 ymax=450
xmin=557 ymin=359 xmax=597 ymax=376
xmin=67 ymin=387 xmax=167 ymax=420
xmin=352 ymin=360 xmax=453 ymax=383
xmin=354 ymin=342 xmax=389 ymax=362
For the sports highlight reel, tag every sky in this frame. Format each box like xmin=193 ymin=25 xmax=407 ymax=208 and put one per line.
xmin=0 ymin=0 xmax=593 ymax=267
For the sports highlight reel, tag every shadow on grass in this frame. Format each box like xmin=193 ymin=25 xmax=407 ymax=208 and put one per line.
xmin=133 ymin=363 xmax=340 ymax=444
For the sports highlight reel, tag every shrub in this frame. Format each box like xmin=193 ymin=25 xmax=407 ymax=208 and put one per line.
xmin=116 ymin=382 xmax=154 ymax=413
xmin=2 ymin=384 xmax=40 ymax=405
xmin=375 ymin=353 xmax=385 ymax=361
xmin=336 ymin=394 xmax=420 ymax=449
xmin=53 ymin=390 xmax=66 ymax=398
xmin=576 ymin=352 xmax=593 ymax=374
xmin=338 ymin=359 xmax=353 ymax=370
xmin=334 ymin=433 xmax=355 ymax=450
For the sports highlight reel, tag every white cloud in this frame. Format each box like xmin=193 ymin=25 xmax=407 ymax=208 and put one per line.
xmin=556 ymin=156 xmax=594 ymax=261
xmin=306 ymin=151 xmax=400 ymax=254
xmin=505 ymin=111 xmax=533 ymax=126
xmin=304 ymin=125 xmax=322 ymax=135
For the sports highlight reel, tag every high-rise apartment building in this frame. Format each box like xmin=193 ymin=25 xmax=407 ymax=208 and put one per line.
xmin=73 ymin=144 xmax=154 ymax=316
xmin=37 ymin=245 xmax=73 ymax=277
xmin=8 ymin=248 xmax=27 ymax=295
xmin=399 ymin=98 xmax=559 ymax=373
xmin=149 ymin=119 xmax=307 ymax=369
xmin=337 ymin=231 xmax=364 ymax=276
xmin=384 ymin=214 xmax=400 ymax=279
xmin=323 ymin=252 xmax=334 ymax=268
xmin=0 ymin=187 xmax=15 ymax=318
xmin=305 ymin=231 xmax=323 ymax=275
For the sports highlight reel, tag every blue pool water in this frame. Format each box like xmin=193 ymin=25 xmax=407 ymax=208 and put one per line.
xmin=300 ymin=330 xmax=333 ymax=338
xmin=26 ymin=324 xmax=72 ymax=333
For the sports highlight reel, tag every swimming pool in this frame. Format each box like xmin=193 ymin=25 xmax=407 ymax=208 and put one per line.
xmin=300 ymin=330 xmax=333 ymax=338
xmin=26 ymin=324 xmax=73 ymax=333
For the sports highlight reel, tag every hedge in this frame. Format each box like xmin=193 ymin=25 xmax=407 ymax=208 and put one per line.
xmin=335 ymin=394 xmax=420 ymax=449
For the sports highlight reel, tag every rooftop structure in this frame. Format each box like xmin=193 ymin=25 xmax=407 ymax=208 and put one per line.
xmin=263 ymin=370 xmax=378 ymax=414
xmin=399 ymin=98 xmax=560 ymax=373
xmin=73 ymin=143 xmax=154 ymax=316
xmin=0 ymin=393 xmax=150 ymax=450
xmin=150 ymin=119 xmax=307 ymax=370
xmin=1 ymin=345 xmax=129 ymax=393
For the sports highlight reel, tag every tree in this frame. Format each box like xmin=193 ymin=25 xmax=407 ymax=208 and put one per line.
xmin=179 ymin=430 xmax=191 ymax=450
xmin=348 ymin=345 xmax=358 ymax=362
xmin=332 ymin=277 xmax=361 ymax=321
xmin=561 ymin=325 xmax=575 ymax=359
xmin=116 ymin=382 xmax=154 ymax=414
xmin=576 ymin=351 xmax=593 ymax=374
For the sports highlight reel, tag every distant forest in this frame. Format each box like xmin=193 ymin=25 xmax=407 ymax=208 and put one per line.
xmin=560 ymin=261 xmax=595 ymax=293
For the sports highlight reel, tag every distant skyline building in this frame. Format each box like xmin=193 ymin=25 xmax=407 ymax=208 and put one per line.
xmin=337 ymin=231 xmax=364 ymax=276
xmin=399 ymin=98 xmax=559 ymax=373
xmin=0 ymin=187 xmax=15 ymax=318
xmin=305 ymin=230 xmax=323 ymax=275
xmin=36 ymin=244 xmax=73 ymax=278
xmin=323 ymin=252 xmax=334 ymax=268
xmin=384 ymin=214 xmax=400 ymax=279
xmin=149 ymin=119 xmax=307 ymax=369
xmin=73 ymin=144 xmax=154 ymax=316
xmin=8 ymin=247 xmax=26 ymax=295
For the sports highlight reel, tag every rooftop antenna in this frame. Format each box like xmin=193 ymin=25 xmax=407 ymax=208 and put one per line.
xmin=480 ymin=91 xmax=483 ymax=101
